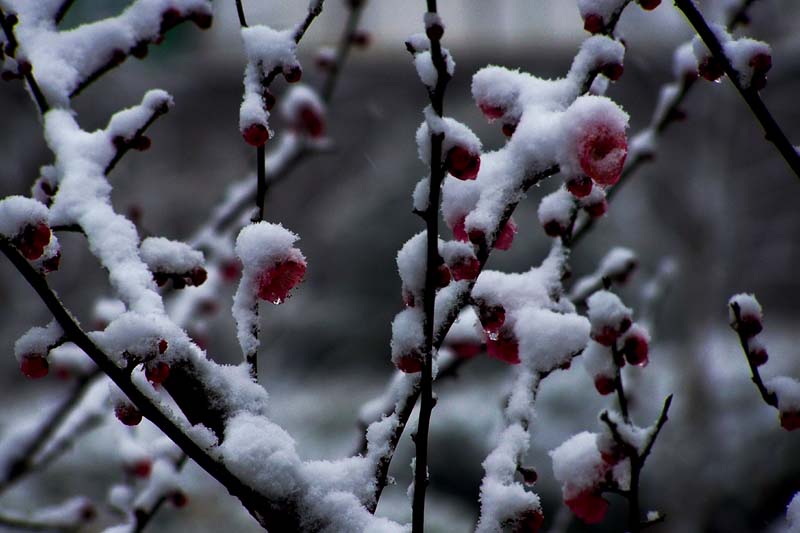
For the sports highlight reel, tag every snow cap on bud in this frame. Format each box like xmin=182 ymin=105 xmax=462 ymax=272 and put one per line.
xmin=725 ymin=38 xmax=771 ymax=90
xmin=0 ymin=196 xmax=51 ymax=260
xmin=390 ymin=307 xmax=426 ymax=373
xmin=233 ymin=223 xmax=306 ymax=357
xmin=562 ymin=95 xmax=628 ymax=186
xmin=471 ymin=65 xmax=522 ymax=123
xmin=587 ymin=290 xmax=632 ymax=346
xmin=747 ymin=335 xmax=768 ymax=367
xmin=538 ymin=188 xmax=575 ymax=238
xmin=280 ymin=85 xmax=326 ymax=138
xmin=580 ymin=187 xmax=608 ymax=218
xmin=440 ymin=240 xmax=480 ymax=281
xmin=549 ymin=431 xmax=611 ymax=524
xmin=598 ymin=247 xmax=637 ymax=284
xmin=568 ymin=36 xmax=625 ymax=84
xmin=416 ymin=109 xmax=482 ymax=181
xmin=766 ymin=376 xmax=800 ymax=431
xmin=728 ymin=293 xmax=763 ymax=338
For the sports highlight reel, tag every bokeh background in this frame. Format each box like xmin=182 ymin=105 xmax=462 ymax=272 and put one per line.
xmin=1 ymin=0 xmax=800 ymax=531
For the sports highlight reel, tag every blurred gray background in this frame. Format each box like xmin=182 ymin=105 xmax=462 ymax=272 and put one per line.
xmin=1 ymin=0 xmax=800 ymax=531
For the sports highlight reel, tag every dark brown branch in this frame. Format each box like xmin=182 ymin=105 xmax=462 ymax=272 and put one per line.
xmin=235 ymin=0 xmax=248 ymax=28
xmin=413 ymin=1 xmax=450 ymax=529
xmin=674 ymin=0 xmax=800 ymax=180
xmin=611 ymin=343 xmax=630 ymax=423
xmin=729 ymin=302 xmax=778 ymax=408
xmin=54 ymin=0 xmax=76 ymax=25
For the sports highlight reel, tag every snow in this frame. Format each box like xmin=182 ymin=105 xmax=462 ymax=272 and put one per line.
xmin=786 ymin=492 xmax=800 ymax=533
xmin=0 ymin=195 xmax=49 ymax=237
xmin=767 ymin=376 xmax=800 ymax=412
xmin=416 ymin=107 xmax=481 ymax=166
xmin=725 ymin=38 xmax=771 ymax=87
xmin=728 ymin=292 xmax=762 ymax=322
xmin=220 ymin=412 xmax=301 ymax=499
xmin=390 ymin=307 xmax=425 ymax=366
xmin=48 ymin=342 xmax=98 ymax=377
xmin=514 ymin=308 xmax=590 ymax=373
xmin=549 ymin=431 xmax=606 ymax=499
xmin=14 ymin=320 xmax=64 ymax=361
xmin=475 ymin=424 xmax=540 ymax=533
xmin=568 ymin=35 xmax=625 ymax=85
xmin=538 ymin=188 xmax=575 ymax=229
xmin=587 ymin=290 xmax=632 ymax=334
xmin=581 ymin=340 xmax=615 ymax=380
xmin=140 ymin=236 xmax=204 ymax=274
xmin=280 ymin=84 xmax=325 ymax=133
xmin=396 ymin=231 xmax=428 ymax=301
xmin=673 ymin=42 xmax=698 ymax=80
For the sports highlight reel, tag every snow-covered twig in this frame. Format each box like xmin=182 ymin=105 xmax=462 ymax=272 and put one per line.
xmin=673 ymin=0 xmax=800 ymax=180
xmin=728 ymin=295 xmax=778 ymax=409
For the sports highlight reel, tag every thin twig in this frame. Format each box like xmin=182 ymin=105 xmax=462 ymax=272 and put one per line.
xmin=729 ymin=302 xmax=778 ymax=408
xmin=674 ymin=0 xmax=800 ymax=180
xmin=413 ymin=1 xmax=450 ymax=530
xmin=54 ymin=0 xmax=76 ymax=26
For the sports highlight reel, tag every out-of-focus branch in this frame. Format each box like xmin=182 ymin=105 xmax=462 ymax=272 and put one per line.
xmin=0 ymin=370 xmax=102 ymax=494
xmin=673 ymin=0 xmax=800 ymax=181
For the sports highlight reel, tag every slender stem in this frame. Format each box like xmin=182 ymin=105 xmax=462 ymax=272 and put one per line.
xmin=729 ymin=302 xmax=778 ymax=407
xmin=235 ymin=0 xmax=248 ymax=27
xmin=611 ymin=343 xmax=629 ymax=423
xmin=54 ymin=0 xmax=76 ymax=25
xmin=105 ymin=104 xmax=170 ymax=175
xmin=255 ymin=146 xmax=267 ymax=221
xmin=0 ymin=371 xmax=101 ymax=494
xmin=673 ymin=0 xmax=800 ymax=181
xmin=413 ymin=2 xmax=449 ymax=530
